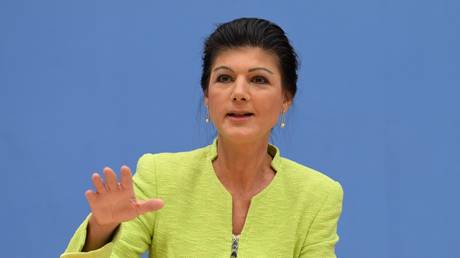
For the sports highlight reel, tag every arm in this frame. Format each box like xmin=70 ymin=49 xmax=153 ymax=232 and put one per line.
xmin=60 ymin=154 xmax=162 ymax=258
xmin=299 ymin=181 xmax=344 ymax=258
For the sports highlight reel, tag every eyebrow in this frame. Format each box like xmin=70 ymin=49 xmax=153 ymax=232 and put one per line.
xmin=213 ymin=66 xmax=274 ymax=74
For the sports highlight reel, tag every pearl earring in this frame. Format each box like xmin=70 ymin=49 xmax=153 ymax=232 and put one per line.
xmin=280 ymin=111 xmax=286 ymax=128
xmin=205 ymin=109 xmax=210 ymax=123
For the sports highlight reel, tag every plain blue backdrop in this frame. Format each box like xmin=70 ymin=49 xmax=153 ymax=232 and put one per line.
xmin=1 ymin=0 xmax=459 ymax=257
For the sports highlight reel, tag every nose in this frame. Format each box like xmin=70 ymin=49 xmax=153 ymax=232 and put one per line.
xmin=231 ymin=77 xmax=250 ymax=102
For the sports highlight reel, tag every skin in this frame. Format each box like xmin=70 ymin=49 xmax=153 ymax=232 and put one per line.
xmin=204 ymin=47 xmax=291 ymax=195
xmin=82 ymin=166 xmax=164 ymax=251
xmin=83 ymin=46 xmax=292 ymax=251
xmin=205 ymin=47 xmax=292 ymax=234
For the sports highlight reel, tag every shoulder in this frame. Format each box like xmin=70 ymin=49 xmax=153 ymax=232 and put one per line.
xmin=133 ymin=144 xmax=211 ymax=187
xmin=132 ymin=145 xmax=211 ymax=197
xmin=279 ymin=157 xmax=343 ymax=200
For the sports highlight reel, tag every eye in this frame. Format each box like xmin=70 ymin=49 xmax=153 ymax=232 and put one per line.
xmin=216 ymin=74 xmax=233 ymax=83
xmin=252 ymin=76 xmax=269 ymax=84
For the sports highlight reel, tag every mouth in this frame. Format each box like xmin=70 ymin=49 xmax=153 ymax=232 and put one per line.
xmin=226 ymin=112 xmax=254 ymax=121
xmin=226 ymin=112 xmax=254 ymax=118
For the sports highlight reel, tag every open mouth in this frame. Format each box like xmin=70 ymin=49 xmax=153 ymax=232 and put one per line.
xmin=226 ymin=112 xmax=254 ymax=118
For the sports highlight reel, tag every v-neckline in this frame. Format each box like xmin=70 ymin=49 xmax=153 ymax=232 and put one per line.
xmin=205 ymin=138 xmax=283 ymax=242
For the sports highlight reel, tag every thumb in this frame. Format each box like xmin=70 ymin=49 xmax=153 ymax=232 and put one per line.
xmin=135 ymin=198 xmax=164 ymax=215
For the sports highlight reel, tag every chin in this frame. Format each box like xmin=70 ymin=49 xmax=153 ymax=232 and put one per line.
xmin=219 ymin=128 xmax=266 ymax=144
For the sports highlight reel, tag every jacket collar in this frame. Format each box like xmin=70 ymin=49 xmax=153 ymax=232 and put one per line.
xmin=206 ymin=137 xmax=283 ymax=173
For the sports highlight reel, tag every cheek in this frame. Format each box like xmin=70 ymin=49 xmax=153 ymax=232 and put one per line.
xmin=207 ymin=91 xmax=225 ymax=118
xmin=256 ymin=97 xmax=283 ymax=122
xmin=207 ymin=87 xmax=224 ymax=103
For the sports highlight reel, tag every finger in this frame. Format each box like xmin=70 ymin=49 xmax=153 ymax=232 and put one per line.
xmin=92 ymin=173 xmax=106 ymax=193
xmin=103 ymin=167 xmax=118 ymax=191
xmin=85 ymin=189 xmax=97 ymax=204
xmin=135 ymin=199 xmax=164 ymax=215
xmin=120 ymin=165 xmax=133 ymax=191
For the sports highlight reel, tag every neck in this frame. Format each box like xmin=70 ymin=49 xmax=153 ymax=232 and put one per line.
xmin=213 ymin=135 xmax=274 ymax=197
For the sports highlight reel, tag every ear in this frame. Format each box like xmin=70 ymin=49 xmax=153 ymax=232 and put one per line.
xmin=282 ymin=94 xmax=292 ymax=112
xmin=204 ymin=95 xmax=209 ymax=107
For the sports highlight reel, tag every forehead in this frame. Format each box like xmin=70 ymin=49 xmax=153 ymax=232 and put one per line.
xmin=212 ymin=47 xmax=280 ymax=73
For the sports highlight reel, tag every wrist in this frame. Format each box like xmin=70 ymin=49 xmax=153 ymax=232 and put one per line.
xmin=83 ymin=216 xmax=119 ymax=252
xmin=89 ymin=214 xmax=119 ymax=232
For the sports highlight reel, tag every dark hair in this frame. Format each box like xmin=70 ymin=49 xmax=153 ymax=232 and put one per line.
xmin=201 ymin=17 xmax=299 ymax=100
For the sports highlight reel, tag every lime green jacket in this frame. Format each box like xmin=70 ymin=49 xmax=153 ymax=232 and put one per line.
xmin=61 ymin=139 xmax=343 ymax=258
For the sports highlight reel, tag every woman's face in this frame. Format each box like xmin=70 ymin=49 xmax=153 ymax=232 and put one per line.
xmin=205 ymin=47 xmax=291 ymax=143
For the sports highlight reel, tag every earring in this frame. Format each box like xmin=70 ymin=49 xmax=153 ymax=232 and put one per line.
xmin=205 ymin=110 xmax=210 ymax=123
xmin=280 ymin=111 xmax=286 ymax=128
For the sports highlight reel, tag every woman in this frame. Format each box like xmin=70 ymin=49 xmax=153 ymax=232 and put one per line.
xmin=61 ymin=17 xmax=343 ymax=258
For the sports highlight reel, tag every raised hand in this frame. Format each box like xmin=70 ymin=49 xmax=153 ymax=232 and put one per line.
xmin=82 ymin=165 xmax=164 ymax=252
xmin=85 ymin=165 xmax=164 ymax=227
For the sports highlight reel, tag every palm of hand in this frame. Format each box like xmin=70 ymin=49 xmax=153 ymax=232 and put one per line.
xmin=85 ymin=166 xmax=163 ymax=226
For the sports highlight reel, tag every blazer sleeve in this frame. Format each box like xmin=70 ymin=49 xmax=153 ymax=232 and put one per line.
xmin=299 ymin=181 xmax=344 ymax=258
xmin=60 ymin=154 xmax=159 ymax=258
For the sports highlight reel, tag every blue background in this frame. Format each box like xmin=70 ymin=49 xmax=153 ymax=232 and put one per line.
xmin=1 ymin=0 xmax=459 ymax=257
